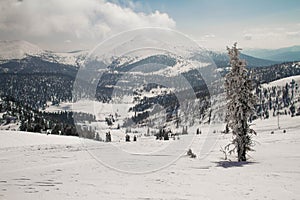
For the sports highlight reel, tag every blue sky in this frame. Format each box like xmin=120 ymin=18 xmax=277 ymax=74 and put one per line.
xmin=1 ymin=0 xmax=299 ymax=51
xmin=129 ymin=0 xmax=300 ymax=26
xmin=126 ymin=0 xmax=300 ymax=50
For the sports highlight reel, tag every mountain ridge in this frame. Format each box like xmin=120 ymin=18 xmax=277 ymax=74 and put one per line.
xmin=244 ymin=45 xmax=300 ymax=62
xmin=0 ymin=40 xmax=281 ymax=69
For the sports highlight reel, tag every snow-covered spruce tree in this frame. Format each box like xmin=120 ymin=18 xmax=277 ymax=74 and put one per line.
xmin=225 ymin=43 xmax=256 ymax=162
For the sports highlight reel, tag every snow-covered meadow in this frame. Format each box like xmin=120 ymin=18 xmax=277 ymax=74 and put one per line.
xmin=0 ymin=115 xmax=299 ymax=200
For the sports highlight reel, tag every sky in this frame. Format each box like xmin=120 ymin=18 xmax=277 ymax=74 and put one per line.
xmin=0 ymin=0 xmax=299 ymax=52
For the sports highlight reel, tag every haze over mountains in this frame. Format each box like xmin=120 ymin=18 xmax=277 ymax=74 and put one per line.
xmin=244 ymin=45 xmax=300 ymax=62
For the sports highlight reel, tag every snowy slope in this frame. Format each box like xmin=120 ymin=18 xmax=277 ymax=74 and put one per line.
xmin=0 ymin=40 xmax=44 ymax=60
xmin=45 ymin=100 xmax=134 ymax=121
xmin=0 ymin=40 xmax=86 ymax=66
xmin=51 ymin=50 xmax=88 ymax=66
xmin=0 ymin=115 xmax=299 ymax=199
xmin=0 ymin=130 xmax=80 ymax=148
xmin=262 ymin=75 xmax=300 ymax=87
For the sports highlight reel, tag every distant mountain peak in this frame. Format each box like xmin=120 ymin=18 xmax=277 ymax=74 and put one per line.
xmin=0 ymin=40 xmax=44 ymax=60
xmin=0 ymin=40 xmax=88 ymax=66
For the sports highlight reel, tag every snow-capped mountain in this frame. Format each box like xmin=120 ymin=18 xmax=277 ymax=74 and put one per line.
xmin=0 ymin=40 xmax=282 ymax=71
xmin=44 ymin=50 xmax=88 ymax=67
xmin=0 ymin=40 xmax=87 ymax=67
xmin=0 ymin=40 xmax=44 ymax=60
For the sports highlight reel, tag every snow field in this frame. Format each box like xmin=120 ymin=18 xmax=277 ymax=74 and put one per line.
xmin=0 ymin=115 xmax=299 ymax=200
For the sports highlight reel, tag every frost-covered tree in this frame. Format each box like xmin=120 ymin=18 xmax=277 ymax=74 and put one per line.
xmin=225 ymin=43 xmax=257 ymax=162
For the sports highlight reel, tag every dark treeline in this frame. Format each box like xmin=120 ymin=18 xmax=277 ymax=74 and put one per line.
xmin=0 ymin=73 xmax=74 ymax=110
xmin=251 ymin=62 xmax=300 ymax=84
xmin=254 ymin=79 xmax=300 ymax=119
xmin=0 ymin=96 xmax=96 ymax=136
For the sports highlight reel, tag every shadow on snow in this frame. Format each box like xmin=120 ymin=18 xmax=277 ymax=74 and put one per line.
xmin=213 ymin=161 xmax=258 ymax=168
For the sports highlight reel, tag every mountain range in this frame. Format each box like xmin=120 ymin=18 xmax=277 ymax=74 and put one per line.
xmin=244 ymin=45 xmax=300 ymax=62
xmin=0 ymin=40 xmax=286 ymax=70
xmin=0 ymin=40 xmax=300 ymax=127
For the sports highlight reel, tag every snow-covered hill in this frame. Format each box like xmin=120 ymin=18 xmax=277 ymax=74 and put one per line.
xmin=0 ymin=40 xmax=87 ymax=67
xmin=50 ymin=50 xmax=88 ymax=67
xmin=0 ymin=40 xmax=44 ymax=60
xmin=262 ymin=74 xmax=300 ymax=87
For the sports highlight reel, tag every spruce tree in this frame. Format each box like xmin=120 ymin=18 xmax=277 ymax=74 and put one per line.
xmin=225 ymin=43 xmax=257 ymax=162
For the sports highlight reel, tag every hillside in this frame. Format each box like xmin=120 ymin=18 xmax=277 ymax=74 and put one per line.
xmin=262 ymin=75 xmax=300 ymax=87
xmin=209 ymin=51 xmax=279 ymax=68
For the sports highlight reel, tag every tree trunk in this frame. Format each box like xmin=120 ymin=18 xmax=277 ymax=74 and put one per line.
xmin=238 ymin=142 xmax=247 ymax=162
xmin=238 ymin=121 xmax=247 ymax=162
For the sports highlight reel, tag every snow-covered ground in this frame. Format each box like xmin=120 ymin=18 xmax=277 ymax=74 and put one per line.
xmin=45 ymin=100 xmax=134 ymax=120
xmin=262 ymin=75 xmax=300 ymax=87
xmin=0 ymin=115 xmax=299 ymax=200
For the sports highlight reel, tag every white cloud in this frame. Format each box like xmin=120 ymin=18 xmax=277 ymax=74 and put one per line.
xmin=204 ymin=34 xmax=215 ymax=38
xmin=196 ymin=34 xmax=216 ymax=43
xmin=243 ymin=34 xmax=252 ymax=41
xmin=0 ymin=0 xmax=175 ymax=51
xmin=64 ymin=40 xmax=72 ymax=43
xmin=286 ymin=31 xmax=300 ymax=38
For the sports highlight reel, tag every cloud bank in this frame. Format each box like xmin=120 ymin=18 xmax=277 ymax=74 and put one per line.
xmin=0 ymin=0 xmax=176 ymax=51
